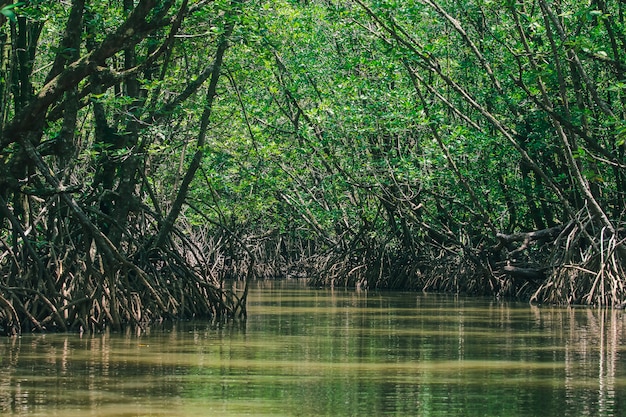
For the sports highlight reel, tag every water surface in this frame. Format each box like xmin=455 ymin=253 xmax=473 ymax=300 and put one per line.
xmin=1 ymin=281 xmax=625 ymax=416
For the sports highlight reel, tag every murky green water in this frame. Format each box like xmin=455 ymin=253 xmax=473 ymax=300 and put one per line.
xmin=1 ymin=281 xmax=626 ymax=416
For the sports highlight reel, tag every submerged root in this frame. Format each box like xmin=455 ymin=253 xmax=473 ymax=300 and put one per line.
xmin=531 ymin=219 xmax=626 ymax=306
xmin=306 ymin=212 xmax=625 ymax=307
xmin=307 ymin=239 xmax=496 ymax=295
xmin=0 ymin=224 xmax=249 ymax=336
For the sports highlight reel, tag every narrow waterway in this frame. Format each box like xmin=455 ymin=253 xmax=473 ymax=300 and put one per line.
xmin=1 ymin=280 xmax=625 ymax=416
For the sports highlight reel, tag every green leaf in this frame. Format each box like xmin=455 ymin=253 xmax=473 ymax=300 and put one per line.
xmin=1 ymin=2 xmax=25 ymax=22
xmin=1 ymin=8 xmax=17 ymax=22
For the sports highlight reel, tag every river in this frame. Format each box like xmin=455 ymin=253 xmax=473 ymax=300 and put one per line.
xmin=1 ymin=280 xmax=625 ymax=416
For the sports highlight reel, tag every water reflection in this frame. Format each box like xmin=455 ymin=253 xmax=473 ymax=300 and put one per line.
xmin=0 ymin=281 xmax=625 ymax=416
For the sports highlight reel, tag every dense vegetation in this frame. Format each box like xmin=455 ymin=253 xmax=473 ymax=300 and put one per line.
xmin=1 ymin=0 xmax=625 ymax=334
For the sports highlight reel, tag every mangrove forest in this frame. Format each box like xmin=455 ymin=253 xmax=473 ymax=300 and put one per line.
xmin=1 ymin=0 xmax=625 ymax=335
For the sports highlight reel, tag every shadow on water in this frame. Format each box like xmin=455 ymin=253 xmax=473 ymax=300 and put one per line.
xmin=1 ymin=280 xmax=625 ymax=416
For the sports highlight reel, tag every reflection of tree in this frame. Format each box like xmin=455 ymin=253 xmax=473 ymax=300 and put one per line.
xmin=595 ymin=309 xmax=620 ymax=415
xmin=0 ymin=337 xmax=22 ymax=413
xmin=1 ymin=291 xmax=625 ymax=416
xmin=546 ymin=307 xmax=624 ymax=415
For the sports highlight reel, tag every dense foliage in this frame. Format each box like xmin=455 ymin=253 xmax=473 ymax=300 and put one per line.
xmin=1 ymin=0 xmax=625 ymax=334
